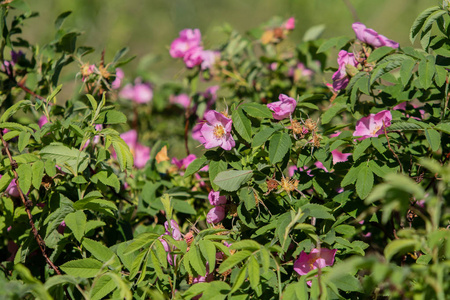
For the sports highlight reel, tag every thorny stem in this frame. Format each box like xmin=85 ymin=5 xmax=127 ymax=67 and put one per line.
xmin=383 ymin=120 xmax=403 ymax=173
xmin=0 ymin=133 xmax=73 ymax=300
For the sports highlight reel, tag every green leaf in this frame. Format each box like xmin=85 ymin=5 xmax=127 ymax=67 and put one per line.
xmin=321 ymin=98 xmax=347 ymax=125
xmin=400 ymin=58 xmax=416 ymax=86
xmin=97 ymin=110 xmax=127 ymax=124
xmin=150 ymin=249 xmax=166 ymax=281
xmin=300 ymin=203 xmax=335 ymax=220
xmin=188 ymin=245 xmax=206 ymax=277
xmin=183 ymin=283 xmax=209 ymax=300
xmin=218 ymin=250 xmax=252 ymax=273
xmin=44 ymin=159 xmax=56 ymax=177
xmin=18 ymin=131 xmax=31 ymax=153
xmin=230 ymin=265 xmax=248 ymax=294
xmin=353 ymin=138 xmax=371 ymax=161
xmin=31 ymin=160 xmax=44 ymax=190
xmin=410 ymin=6 xmax=440 ymax=44
xmin=90 ymin=275 xmax=116 ymax=300
xmin=213 ymin=170 xmax=253 ymax=192
xmin=60 ymin=258 xmax=103 ymax=278
xmin=317 ymin=36 xmax=351 ymax=53
xmin=248 ymin=255 xmax=260 ymax=290
xmin=269 ymin=132 xmax=291 ymax=164
xmin=241 ymin=103 xmax=273 ymax=119
xmin=172 ymin=199 xmax=196 ymax=215
xmin=434 ymin=122 xmax=450 ymax=134
xmin=123 ymin=233 xmax=159 ymax=255
xmin=40 ymin=142 xmax=89 ymax=175
xmin=65 ymin=211 xmax=86 ymax=242
xmin=303 ymin=24 xmax=325 ymax=42
xmin=55 ymin=11 xmax=72 ymax=29
xmin=232 ymin=108 xmax=252 ymax=143
xmin=252 ymin=127 xmax=278 ymax=148
xmin=184 ymin=156 xmax=208 ymax=178
xmin=435 ymin=65 xmax=447 ymax=87
xmin=86 ymin=94 xmax=98 ymax=112
xmin=418 ymin=57 xmax=435 ymax=89
xmin=341 ymin=164 xmax=361 ymax=187
xmin=47 ymin=85 xmax=63 ymax=103
xmin=0 ymin=100 xmax=32 ymax=123
xmin=0 ymin=171 xmax=12 ymax=193
xmin=111 ymin=136 xmax=134 ymax=172
xmin=424 ymin=128 xmax=441 ymax=152
xmin=199 ymin=240 xmax=216 ymax=274
xmin=82 ymin=238 xmax=118 ymax=267
xmin=422 ymin=10 xmax=447 ymax=35
xmin=370 ymin=60 xmax=403 ymax=85
xmin=91 ymin=171 xmax=120 ymax=193
xmin=153 ymin=239 xmax=168 ymax=269
xmin=16 ymin=163 xmax=31 ymax=194
xmin=367 ymin=46 xmax=395 ymax=63
xmin=73 ymin=198 xmax=117 ymax=213
xmin=356 ymin=164 xmax=373 ymax=199
xmin=384 ymin=239 xmax=417 ymax=261
xmin=209 ymin=160 xmax=228 ymax=191
xmin=389 ymin=121 xmax=423 ymax=131
xmin=230 ymin=240 xmax=261 ymax=251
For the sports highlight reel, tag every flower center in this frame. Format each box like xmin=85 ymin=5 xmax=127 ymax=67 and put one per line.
xmin=370 ymin=125 xmax=382 ymax=136
xmin=213 ymin=124 xmax=226 ymax=139
xmin=308 ymin=257 xmax=318 ymax=269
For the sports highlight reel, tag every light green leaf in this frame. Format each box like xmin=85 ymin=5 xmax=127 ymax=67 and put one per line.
xmin=367 ymin=46 xmax=395 ymax=63
xmin=385 ymin=239 xmax=418 ymax=261
xmin=418 ymin=57 xmax=435 ymax=89
xmin=232 ymin=108 xmax=252 ymax=142
xmin=248 ymin=255 xmax=260 ymax=290
xmin=184 ymin=156 xmax=208 ymax=178
xmin=400 ymin=58 xmax=416 ymax=86
xmin=317 ymin=36 xmax=351 ymax=53
xmin=252 ymin=127 xmax=278 ymax=148
xmin=230 ymin=240 xmax=261 ymax=251
xmin=65 ymin=211 xmax=86 ymax=242
xmin=31 ymin=161 xmax=45 ymax=189
xmin=241 ymin=103 xmax=273 ymax=119
xmin=18 ymin=131 xmax=31 ymax=153
xmin=82 ymin=238 xmax=119 ymax=267
xmin=230 ymin=265 xmax=248 ymax=294
xmin=16 ymin=163 xmax=31 ymax=194
xmin=40 ymin=142 xmax=89 ymax=175
xmin=218 ymin=250 xmax=252 ymax=273
xmin=353 ymin=138 xmax=371 ymax=161
xmin=60 ymin=258 xmax=103 ymax=278
xmin=199 ymin=240 xmax=216 ymax=274
xmin=209 ymin=160 xmax=228 ymax=191
xmin=90 ymin=275 xmax=116 ymax=300
xmin=424 ymin=128 xmax=441 ymax=152
xmin=214 ymin=170 xmax=253 ymax=192
xmin=269 ymin=132 xmax=291 ymax=164
xmin=410 ymin=6 xmax=440 ymax=43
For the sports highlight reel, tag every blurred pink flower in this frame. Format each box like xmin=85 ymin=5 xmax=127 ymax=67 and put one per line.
xmin=352 ymin=22 xmax=399 ymax=48
xmin=111 ymin=68 xmax=124 ymax=89
xmin=160 ymin=220 xmax=182 ymax=265
xmin=170 ymin=29 xmax=202 ymax=58
xmin=170 ymin=93 xmax=191 ymax=109
xmin=83 ymin=124 xmax=103 ymax=149
xmin=208 ymin=190 xmax=227 ymax=206
xmin=207 ymin=206 xmax=226 ymax=224
xmin=353 ymin=110 xmax=392 ymax=140
xmin=200 ymin=110 xmax=235 ymax=150
xmin=119 ymin=79 xmax=153 ymax=104
xmin=294 ymin=248 xmax=337 ymax=286
xmin=393 ymin=101 xmax=425 ymax=120
xmin=1 ymin=175 xmax=20 ymax=198
xmin=288 ymin=63 xmax=313 ymax=81
xmin=332 ymin=50 xmax=358 ymax=91
xmin=119 ymin=130 xmax=150 ymax=169
xmin=329 ymin=131 xmax=341 ymax=138
xmin=331 ymin=149 xmax=351 ymax=164
xmin=183 ymin=46 xmax=204 ymax=68
xmin=284 ymin=17 xmax=295 ymax=30
xmin=267 ymin=94 xmax=297 ymax=120
xmin=201 ymin=50 xmax=220 ymax=70
xmin=38 ymin=115 xmax=49 ymax=128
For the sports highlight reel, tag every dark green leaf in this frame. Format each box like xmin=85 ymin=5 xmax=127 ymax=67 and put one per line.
xmin=269 ymin=132 xmax=291 ymax=164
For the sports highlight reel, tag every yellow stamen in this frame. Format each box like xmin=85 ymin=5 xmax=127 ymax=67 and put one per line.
xmin=213 ymin=124 xmax=226 ymax=139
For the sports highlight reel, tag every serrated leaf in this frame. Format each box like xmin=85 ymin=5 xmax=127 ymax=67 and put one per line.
xmin=353 ymin=138 xmax=371 ymax=161
xmin=82 ymin=238 xmax=118 ymax=267
xmin=367 ymin=46 xmax=395 ymax=63
xmin=65 ymin=211 xmax=86 ymax=242
xmin=209 ymin=160 xmax=228 ymax=191
xmin=0 ymin=100 xmax=32 ymax=123
xmin=230 ymin=265 xmax=248 ymax=294
xmin=418 ymin=58 xmax=435 ymax=89
xmin=241 ymin=103 xmax=273 ymax=119
xmin=424 ymin=128 xmax=441 ymax=152
xmin=385 ymin=239 xmax=417 ymax=261
xmin=189 ymin=245 xmax=206 ymax=277
xmin=123 ymin=233 xmax=159 ymax=255
xmin=184 ymin=156 xmax=208 ymax=178
xmin=60 ymin=258 xmax=103 ymax=278
xmin=389 ymin=121 xmax=423 ymax=131
xmin=300 ymin=203 xmax=335 ymax=220
xmin=356 ymin=164 xmax=373 ymax=199
xmin=232 ymin=108 xmax=252 ymax=142
xmin=0 ymin=171 xmax=13 ymax=193
xmin=97 ymin=110 xmax=127 ymax=124
xmin=16 ymin=163 xmax=31 ymax=194
xmin=252 ymin=127 xmax=278 ymax=148
xmin=341 ymin=164 xmax=361 ymax=187
xmin=248 ymin=255 xmax=260 ymax=290
xmin=410 ymin=6 xmax=440 ymax=44
xmin=90 ymin=275 xmax=116 ymax=300
xmin=213 ymin=170 xmax=253 ymax=192
xmin=110 ymin=135 xmax=133 ymax=172
xmin=18 ymin=131 xmax=31 ymax=153
xmin=269 ymin=132 xmax=291 ymax=164
xmin=321 ymin=99 xmax=347 ymax=125
xmin=218 ymin=250 xmax=252 ymax=273
xmin=31 ymin=160 xmax=44 ymax=189
xmin=40 ymin=142 xmax=89 ymax=175
xmin=317 ymin=36 xmax=351 ymax=53
xmin=153 ymin=239 xmax=168 ymax=269
xmin=370 ymin=61 xmax=403 ymax=85
xmin=199 ymin=240 xmax=216 ymax=274
xmin=434 ymin=122 xmax=450 ymax=134
xmin=230 ymin=240 xmax=261 ymax=251
xmin=400 ymin=58 xmax=416 ymax=86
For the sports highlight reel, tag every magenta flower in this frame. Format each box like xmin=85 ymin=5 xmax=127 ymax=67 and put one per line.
xmin=119 ymin=130 xmax=150 ymax=169
xmin=5 ymin=178 xmax=20 ymax=198
xmin=200 ymin=110 xmax=235 ymax=150
xmin=393 ymin=101 xmax=425 ymax=120
xmin=331 ymin=149 xmax=351 ymax=165
xmin=83 ymin=124 xmax=103 ymax=149
xmin=170 ymin=93 xmax=191 ymax=109
xmin=200 ymin=50 xmax=220 ymax=70
xmin=57 ymin=221 xmax=66 ymax=234
xmin=353 ymin=110 xmax=392 ymax=140
xmin=208 ymin=190 xmax=227 ymax=206
xmin=183 ymin=46 xmax=204 ymax=68
xmin=38 ymin=115 xmax=49 ymax=128
xmin=294 ymin=248 xmax=337 ymax=286
xmin=284 ymin=17 xmax=295 ymax=30
xmin=170 ymin=29 xmax=202 ymax=58
xmin=352 ymin=22 xmax=399 ymax=49
xmin=119 ymin=79 xmax=153 ymax=104
xmin=332 ymin=50 xmax=359 ymax=91
xmin=160 ymin=220 xmax=182 ymax=265
xmin=192 ymin=121 xmax=206 ymax=144
xmin=267 ymin=94 xmax=297 ymax=120
xmin=207 ymin=206 xmax=226 ymax=224
xmin=111 ymin=68 xmax=124 ymax=90
xmin=288 ymin=63 xmax=313 ymax=81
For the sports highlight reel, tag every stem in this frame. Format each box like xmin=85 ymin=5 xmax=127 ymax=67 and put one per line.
xmin=341 ymin=0 xmax=360 ymax=22
xmin=383 ymin=120 xmax=403 ymax=173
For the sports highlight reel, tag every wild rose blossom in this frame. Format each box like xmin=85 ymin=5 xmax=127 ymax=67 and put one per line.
xmin=332 ymin=50 xmax=358 ymax=91
xmin=170 ymin=93 xmax=190 ymax=109
xmin=331 ymin=149 xmax=351 ymax=165
xmin=119 ymin=79 xmax=153 ymax=104
xmin=200 ymin=50 xmax=220 ymax=70
xmin=352 ymin=22 xmax=399 ymax=49
xmin=353 ymin=110 xmax=392 ymax=140
xmin=208 ymin=190 xmax=227 ymax=206
xmin=111 ymin=68 xmax=124 ymax=89
xmin=119 ymin=130 xmax=151 ymax=168
xmin=207 ymin=206 xmax=226 ymax=224
xmin=38 ymin=115 xmax=49 ymax=128
xmin=267 ymin=94 xmax=297 ymax=120
xmin=294 ymin=248 xmax=337 ymax=286
xmin=170 ymin=29 xmax=202 ymax=58
xmin=284 ymin=17 xmax=295 ymax=30
xmin=183 ymin=46 xmax=204 ymax=68
xmin=200 ymin=110 xmax=235 ymax=150
xmin=159 ymin=220 xmax=182 ymax=265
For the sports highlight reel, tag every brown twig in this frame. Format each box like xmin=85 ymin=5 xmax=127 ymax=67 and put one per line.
xmin=16 ymin=81 xmax=45 ymax=100
xmin=342 ymin=0 xmax=360 ymax=22
xmin=0 ymin=132 xmax=73 ymax=299
xmin=383 ymin=120 xmax=403 ymax=173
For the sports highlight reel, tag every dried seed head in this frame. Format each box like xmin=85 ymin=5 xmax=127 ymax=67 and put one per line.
xmin=291 ymin=120 xmax=309 ymax=137
xmin=99 ymin=65 xmax=110 ymax=79
xmin=304 ymin=118 xmax=317 ymax=132
xmin=266 ymin=178 xmax=279 ymax=192
xmin=280 ymin=177 xmax=299 ymax=193
xmin=312 ymin=133 xmax=322 ymax=148
xmin=184 ymin=231 xmax=194 ymax=246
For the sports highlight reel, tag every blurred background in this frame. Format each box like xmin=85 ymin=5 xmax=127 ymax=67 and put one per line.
xmin=24 ymin=0 xmax=432 ymax=80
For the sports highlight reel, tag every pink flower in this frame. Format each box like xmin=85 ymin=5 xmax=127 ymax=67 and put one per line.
xmin=353 ymin=110 xmax=392 ymax=140
xmin=288 ymin=63 xmax=313 ymax=81
xmin=83 ymin=124 xmax=103 ymax=149
xmin=119 ymin=79 xmax=153 ymax=104
xmin=314 ymin=161 xmax=328 ymax=172
xmin=393 ymin=101 xmax=425 ymax=120
xmin=267 ymin=94 xmax=297 ymax=120
xmin=208 ymin=190 xmax=227 ymax=206
xmin=352 ymin=22 xmax=399 ymax=49
xmin=172 ymin=154 xmax=197 ymax=170
xmin=170 ymin=93 xmax=191 ymax=109
xmin=200 ymin=110 xmax=235 ymax=150
xmin=119 ymin=130 xmax=150 ymax=168
xmin=164 ymin=220 xmax=182 ymax=241
xmin=170 ymin=29 xmax=202 ymax=58
xmin=201 ymin=50 xmax=220 ymax=70
xmin=284 ymin=17 xmax=295 ymax=30
xmin=38 ymin=115 xmax=49 ymax=128
xmin=293 ymin=248 xmax=337 ymax=286
xmin=57 ymin=221 xmax=66 ymax=234
xmin=207 ymin=206 xmax=226 ymax=224
xmin=332 ymin=50 xmax=358 ymax=91
xmin=192 ymin=121 xmax=206 ymax=144
xmin=331 ymin=149 xmax=351 ymax=164
xmin=5 ymin=178 xmax=20 ymax=198
xmin=183 ymin=46 xmax=204 ymax=68
xmin=111 ymin=68 xmax=124 ymax=89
